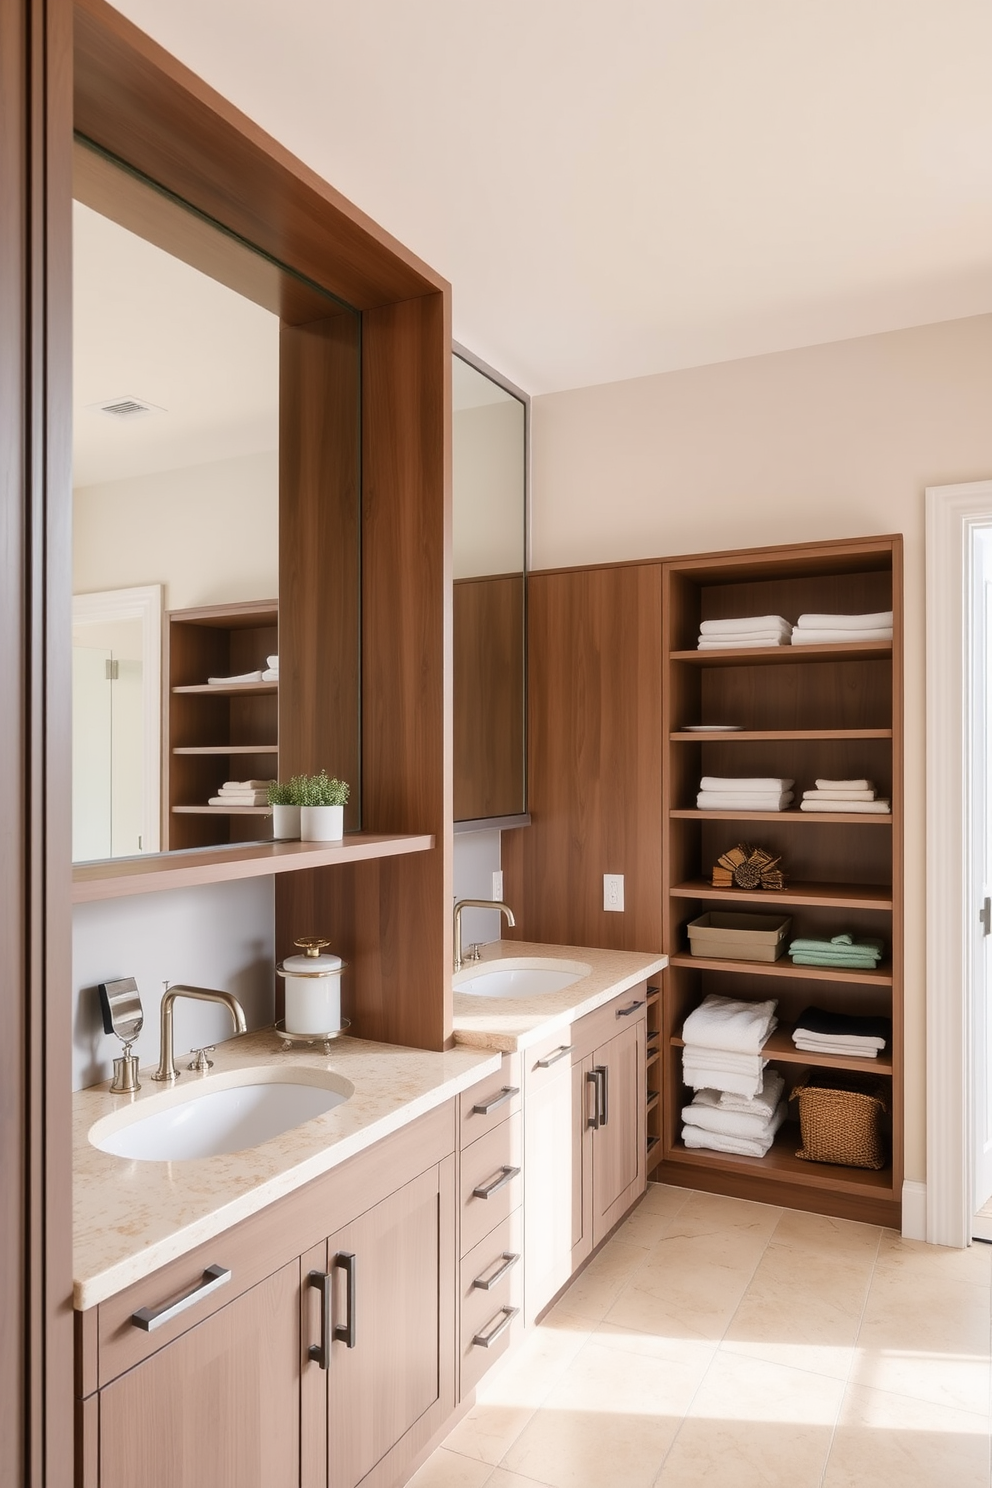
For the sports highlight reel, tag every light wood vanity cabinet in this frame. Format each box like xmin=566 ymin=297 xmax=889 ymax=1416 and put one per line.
xmin=524 ymin=986 xmax=648 ymax=1322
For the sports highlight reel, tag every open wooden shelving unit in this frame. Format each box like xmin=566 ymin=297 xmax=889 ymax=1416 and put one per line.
xmin=164 ymin=599 xmax=279 ymax=851
xmin=656 ymin=536 xmax=903 ymax=1228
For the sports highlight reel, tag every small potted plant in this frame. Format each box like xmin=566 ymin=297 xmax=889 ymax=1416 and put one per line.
xmin=268 ymin=777 xmax=303 ymax=840
xmin=298 ymin=770 xmax=350 ymax=842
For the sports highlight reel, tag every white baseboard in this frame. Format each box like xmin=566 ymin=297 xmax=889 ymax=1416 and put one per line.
xmin=901 ymin=1180 xmax=927 ymax=1241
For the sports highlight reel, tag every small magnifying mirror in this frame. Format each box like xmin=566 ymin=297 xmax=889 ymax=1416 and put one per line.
xmin=98 ymin=976 xmax=144 ymax=1094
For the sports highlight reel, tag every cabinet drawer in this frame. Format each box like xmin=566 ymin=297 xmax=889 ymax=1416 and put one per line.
xmin=459 ymin=1210 xmax=523 ymax=1398
xmin=571 ymin=983 xmax=648 ymax=1062
xmin=460 ymin=1112 xmax=523 ymax=1257
xmin=459 ymin=1053 xmax=521 ymax=1146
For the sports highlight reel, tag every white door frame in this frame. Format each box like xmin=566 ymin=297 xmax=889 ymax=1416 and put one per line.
xmin=925 ymin=480 xmax=992 ymax=1247
xmin=72 ymin=584 xmax=162 ymax=855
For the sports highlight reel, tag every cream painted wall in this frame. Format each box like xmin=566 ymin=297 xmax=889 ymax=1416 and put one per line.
xmin=73 ymin=449 xmax=278 ymax=612
xmin=531 ymin=311 xmax=992 ymax=1184
xmin=453 ymin=400 xmax=526 ymax=580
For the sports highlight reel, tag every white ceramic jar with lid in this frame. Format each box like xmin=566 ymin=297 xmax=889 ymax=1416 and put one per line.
xmin=278 ymin=937 xmax=346 ymax=1035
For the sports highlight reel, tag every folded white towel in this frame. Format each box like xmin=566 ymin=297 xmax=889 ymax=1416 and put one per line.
xmin=221 ymin=780 xmax=276 ymax=791
xmin=261 ymin=668 xmax=279 ymax=681
xmin=792 ymin=1038 xmax=882 ymax=1057
xmin=697 ymin=792 xmax=794 ymax=811
xmin=682 ymin=1063 xmax=767 ymax=1099
xmin=683 ymin=1088 xmax=781 ymax=1139
xmin=697 ymin=637 xmax=790 ymax=650
xmin=701 ymin=777 xmax=794 ymax=792
xmin=816 ymin=778 xmax=874 ymax=792
xmin=682 ymin=1102 xmax=786 ymax=1158
xmin=682 ymin=993 xmax=778 ymax=1054
xmin=699 ymin=616 xmax=791 ymax=636
xmin=208 ymin=794 xmax=269 ymax=807
xmin=717 ymin=1068 xmax=785 ymax=1118
xmin=800 ymin=799 xmax=890 ymax=814
xmin=797 ymin=612 xmax=893 ymax=631
xmin=791 ymin=628 xmax=892 ymax=645
xmin=684 ymin=1046 xmax=774 ymax=1073
xmin=802 ymin=789 xmax=876 ymax=801
xmin=266 ymin=655 xmax=278 ymax=668
xmin=207 ymin=670 xmax=264 ymax=684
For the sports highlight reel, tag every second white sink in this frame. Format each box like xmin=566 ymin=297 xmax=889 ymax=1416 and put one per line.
xmin=454 ymin=957 xmax=591 ymax=999
xmin=89 ymin=1066 xmax=353 ymax=1161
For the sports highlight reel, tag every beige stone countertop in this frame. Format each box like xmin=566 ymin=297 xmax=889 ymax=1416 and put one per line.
xmin=73 ymin=1031 xmax=500 ymax=1310
xmin=452 ymin=939 xmax=668 ymax=1053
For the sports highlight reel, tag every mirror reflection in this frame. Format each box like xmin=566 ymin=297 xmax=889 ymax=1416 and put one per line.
xmin=71 ymin=143 xmax=361 ymax=863
xmin=452 ymin=353 xmax=527 ymax=823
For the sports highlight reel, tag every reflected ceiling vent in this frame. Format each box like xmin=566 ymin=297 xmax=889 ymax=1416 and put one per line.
xmin=89 ymin=395 xmax=166 ymax=419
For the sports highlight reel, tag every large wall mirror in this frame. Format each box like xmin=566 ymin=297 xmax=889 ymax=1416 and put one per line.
xmin=71 ymin=140 xmax=362 ymax=864
xmin=452 ymin=349 xmax=528 ymax=826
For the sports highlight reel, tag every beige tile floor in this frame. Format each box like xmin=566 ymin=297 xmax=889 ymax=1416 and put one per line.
xmin=407 ymin=1183 xmax=992 ymax=1488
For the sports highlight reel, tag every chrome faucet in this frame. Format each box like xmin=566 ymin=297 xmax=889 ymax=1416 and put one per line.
xmin=152 ymin=984 xmax=247 ymax=1083
xmin=453 ymin=899 xmax=516 ymax=972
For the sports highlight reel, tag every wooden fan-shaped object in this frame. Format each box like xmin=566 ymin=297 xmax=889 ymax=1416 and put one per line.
xmin=712 ymin=842 xmax=785 ymax=891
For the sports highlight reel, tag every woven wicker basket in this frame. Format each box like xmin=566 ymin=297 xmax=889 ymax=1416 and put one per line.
xmin=791 ymin=1071 xmax=888 ymax=1170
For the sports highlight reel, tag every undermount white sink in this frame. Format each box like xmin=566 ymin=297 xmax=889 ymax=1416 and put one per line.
xmin=453 ymin=957 xmax=592 ymax=999
xmin=89 ymin=1066 xmax=353 ymax=1161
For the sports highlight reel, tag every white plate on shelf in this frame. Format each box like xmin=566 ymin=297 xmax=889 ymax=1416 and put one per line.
xmin=681 ymin=724 xmax=744 ymax=732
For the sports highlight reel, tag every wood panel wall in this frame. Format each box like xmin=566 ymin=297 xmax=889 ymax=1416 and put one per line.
xmin=453 ymin=574 xmax=525 ymax=822
xmin=502 ymin=563 xmax=664 ymax=952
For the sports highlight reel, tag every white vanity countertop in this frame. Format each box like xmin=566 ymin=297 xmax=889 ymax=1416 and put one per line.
xmin=73 ymin=1032 xmax=500 ymax=1310
xmin=452 ymin=939 xmax=668 ymax=1053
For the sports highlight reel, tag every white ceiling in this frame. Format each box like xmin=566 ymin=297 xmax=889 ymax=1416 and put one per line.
xmin=73 ymin=200 xmax=279 ymax=487
xmin=108 ymin=1 xmax=992 ymax=395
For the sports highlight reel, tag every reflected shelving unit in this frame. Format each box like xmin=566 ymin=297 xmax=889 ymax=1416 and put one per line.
xmin=657 ymin=536 xmax=903 ymax=1227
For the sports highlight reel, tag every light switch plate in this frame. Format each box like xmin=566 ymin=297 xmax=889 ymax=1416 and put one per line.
xmin=493 ymin=870 xmax=504 ymax=900
xmin=604 ymin=874 xmax=624 ymax=912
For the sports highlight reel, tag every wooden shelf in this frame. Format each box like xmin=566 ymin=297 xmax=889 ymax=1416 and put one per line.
xmin=669 ymin=951 xmax=891 ymax=985
xmin=671 ymin=808 xmax=892 ymax=825
xmin=671 ymin=642 xmax=892 ymax=667
xmin=669 ymin=1121 xmax=894 ymax=1198
xmin=172 ymin=681 xmax=277 ymax=696
xmin=72 ymin=833 xmax=435 ymax=903
xmin=671 ymin=878 xmax=893 ymax=910
xmin=646 ymin=1092 xmax=660 ymax=1113
xmin=646 ymin=1048 xmax=662 ymax=1069
xmin=173 ymin=745 xmax=279 ymax=755
xmin=173 ymin=804 xmax=270 ymax=816
xmin=671 ymin=1025 xmax=892 ymax=1075
xmin=671 ymin=728 xmax=892 ymax=742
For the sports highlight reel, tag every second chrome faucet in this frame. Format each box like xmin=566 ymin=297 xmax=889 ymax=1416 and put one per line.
xmin=152 ymin=984 xmax=247 ymax=1083
xmin=453 ymin=899 xmax=515 ymax=972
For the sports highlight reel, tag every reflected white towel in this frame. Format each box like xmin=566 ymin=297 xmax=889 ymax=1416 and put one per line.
xmin=261 ymin=668 xmax=279 ymax=681
xmin=683 ymin=1088 xmax=781 ymax=1139
xmin=697 ymin=792 xmax=794 ymax=810
xmin=791 ymin=628 xmax=892 ymax=644
xmin=682 ymin=1102 xmax=786 ymax=1158
xmin=717 ymin=1068 xmax=785 ymax=1118
xmin=266 ymin=655 xmax=278 ymax=667
xmin=699 ymin=616 xmax=791 ymax=636
xmin=802 ymin=789 xmax=876 ymax=801
xmin=682 ymin=993 xmax=778 ymax=1054
xmin=209 ymin=794 xmax=269 ymax=807
xmin=816 ymin=778 xmax=874 ymax=791
xmin=220 ymin=780 xmax=275 ymax=791
xmin=207 ymin=670 xmax=263 ymax=684
xmin=797 ymin=612 xmax=892 ymax=631
xmin=800 ymin=799 xmax=889 ymax=814
xmin=701 ymin=777 xmax=794 ymax=792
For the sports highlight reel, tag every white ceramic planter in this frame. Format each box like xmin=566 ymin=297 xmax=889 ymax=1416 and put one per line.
xmin=271 ymin=804 xmax=301 ymax=840
xmin=300 ymin=803 xmax=344 ymax=842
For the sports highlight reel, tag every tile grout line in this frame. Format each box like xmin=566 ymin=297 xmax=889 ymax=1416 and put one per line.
xmin=812 ymin=1220 xmax=885 ymax=1488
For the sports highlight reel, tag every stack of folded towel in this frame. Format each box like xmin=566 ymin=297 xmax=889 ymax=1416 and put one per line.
xmin=697 ymin=776 xmax=795 ymax=811
xmin=790 ymin=611 xmax=893 ymax=645
xmin=697 ymin=616 xmax=792 ymax=650
xmin=788 ymin=933 xmax=884 ymax=970
xmin=682 ymin=993 xmax=778 ymax=1098
xmin=262 ymin=654 xmax=279 ymax=682
xmin=207 ymin=669 xmax=264 ymax=685
xmin=208 ymin=779 xmax=276 ymax=808
xmin=791 ymin=1006 xmax=891 ymax=1058
xmin=800 ymin=778 xmax=890 ymax=814
xmin=682 ymin=1068 xmax=787 ymax=1157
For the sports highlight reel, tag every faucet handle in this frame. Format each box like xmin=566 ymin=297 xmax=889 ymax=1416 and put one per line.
xmin=188 ymin=1047 xmax=215 ymax=1073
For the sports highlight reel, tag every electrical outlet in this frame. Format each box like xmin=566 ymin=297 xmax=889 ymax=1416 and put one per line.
xmin=493 ymin=870 xmax=504 ymax=900
xmin=604 ymin=873 xmax=624 ymax=912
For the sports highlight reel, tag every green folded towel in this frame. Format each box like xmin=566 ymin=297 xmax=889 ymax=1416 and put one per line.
xmin=789 ymin=935 xmax=883 ymax=959
xmin=791 ymin=953 xmax=881 ymax=970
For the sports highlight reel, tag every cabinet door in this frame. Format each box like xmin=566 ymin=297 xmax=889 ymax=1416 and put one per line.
xmin=99 ymin=1261 xmax=300 ymax=1488
xmin=591 ymin=1016 xmax=646 ymax=1246
xmin=524 ymin=1049 xmax=593 ymax=1321
xmin=326 ymin=1161 xmax=454 ymax=1488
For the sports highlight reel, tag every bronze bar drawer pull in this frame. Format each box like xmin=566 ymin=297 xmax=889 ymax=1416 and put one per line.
xmin=472 ymin=1305 xmax=519 ymax=1349
xmin=472 ymin=1252 xmax=520 ymax=1291
xmin=535 ymin=1044 xmax=572 ymax=1069
xmin=131 ymin=1263 xmax=231 ymax=1332
xmin=616 ymin=1000 xmax=645 ymax=1018
xmin=473 ymin=1165 xmax=520 ymax=1199
xmin=307 ymin=1270 xmax=332 ymax=1370
xmin=333 ymin=1251 xmax=357 ymax=1348
xmin=472 ymin=1085 xmax=520 ymax=1115
xmin=587 ymin=1068 xmax=601 ymax=1129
